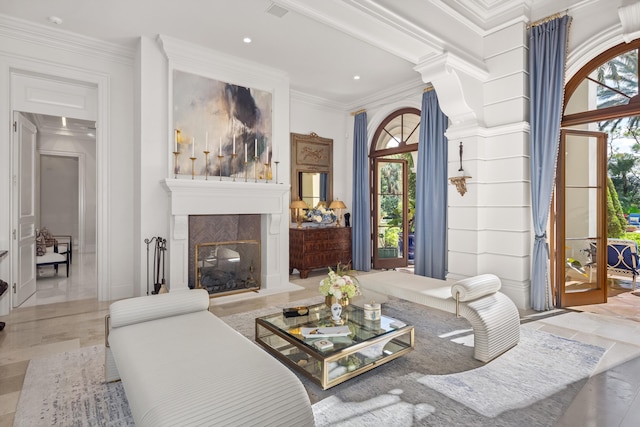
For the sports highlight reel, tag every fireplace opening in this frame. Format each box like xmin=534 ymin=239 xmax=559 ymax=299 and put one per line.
xmin=195 ymin=240 xmax=260 ymax=296
xmin=188 ymin=214 xmax=261 ymax=297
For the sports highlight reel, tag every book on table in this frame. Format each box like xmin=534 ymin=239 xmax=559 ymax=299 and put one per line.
xmin=300 ymin=326 xmax=351 ymax=338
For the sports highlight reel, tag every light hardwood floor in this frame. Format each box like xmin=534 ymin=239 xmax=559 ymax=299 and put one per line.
xmin=2 ymin=256 xmax=640 ymax=426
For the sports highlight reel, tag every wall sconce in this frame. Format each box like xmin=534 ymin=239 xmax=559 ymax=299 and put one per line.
xmin=290 ymin=199 xmax=308 ymax=228
xmin=449 ymin=141 xmax=472 ymax=196
xmin=329 ymin=199 xmax=347 ymax=227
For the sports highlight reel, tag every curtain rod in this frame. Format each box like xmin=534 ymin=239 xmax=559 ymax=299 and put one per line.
xmin=350 ymin=109 xmax=366 ymax=116
xmin=527 ymin=10 xmax=568 ymax=29
xmin=424 ymin=86 xmax=434 ymax=92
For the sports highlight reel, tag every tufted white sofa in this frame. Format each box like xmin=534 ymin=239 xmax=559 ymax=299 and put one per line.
xmin=357 ymin=271 xmax=520 ymax=362
xmin=105 ymin=289 xmax=315 ymax=427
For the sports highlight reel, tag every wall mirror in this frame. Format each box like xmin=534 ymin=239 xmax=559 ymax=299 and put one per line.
xmin=290 ymin=132 xmax=333 ymax=209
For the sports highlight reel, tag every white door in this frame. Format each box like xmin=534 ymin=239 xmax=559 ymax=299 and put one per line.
xmin=12 ymin=112 xmax=37 ymax=307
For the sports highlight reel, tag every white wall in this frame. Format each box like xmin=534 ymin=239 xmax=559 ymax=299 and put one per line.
xmin=290 ymin=95 xmax=350 ymax=209
xmin=38 ymin=134 xmax=97 ymax=252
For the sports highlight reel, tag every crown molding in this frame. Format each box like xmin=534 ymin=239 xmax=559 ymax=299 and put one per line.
xmin=272 ymin=0 xmax=444 ymax=64
xmin=431 ymin=0 xmax=530 ymax=35
xmin=0 ymin=14 xmax=135 ymax=65
xmin=345 ymin=77 xmax=425 ymax=113
xmin=290 ymin=90 xmax=348 ymax=112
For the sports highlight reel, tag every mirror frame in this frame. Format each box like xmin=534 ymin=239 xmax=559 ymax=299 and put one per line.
xmin=290 ymin=132 xmax=333 ymax=208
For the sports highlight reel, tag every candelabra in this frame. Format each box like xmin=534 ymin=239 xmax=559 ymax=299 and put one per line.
xmin=173 ymin=151 xmax=180 ymax=178
xmin=203 ymin=150 xmax=210 ymax=180
xmin=264 ymin=162 xmax=271 ymax=183
xmin=274 ymin=161 xmax=279 ymax=184
xmin=244 ymin=161 xmax=249 ymax=182
xmin=217 ymin=154 xmax=224 ymax=181
xmin=253 ymin=156 xmax=258 ymax=183
xmin=190 ymin=156 xmax=196 ymax=180
xmin=231 ymin=153 xmax=237 ymax=181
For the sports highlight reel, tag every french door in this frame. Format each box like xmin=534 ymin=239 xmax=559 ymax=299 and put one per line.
xmin=554 ymin=129 xmax=607 ymax=307
xmin=373 ymin=157 xmax=409 ymax=269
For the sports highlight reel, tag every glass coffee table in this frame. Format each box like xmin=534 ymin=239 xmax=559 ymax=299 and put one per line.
xmin=255 ymin=302 xmax=414 ymax=389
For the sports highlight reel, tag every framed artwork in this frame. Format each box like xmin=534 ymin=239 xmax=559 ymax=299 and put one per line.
xmin=172 ymin=69 xmax=273 ymax=179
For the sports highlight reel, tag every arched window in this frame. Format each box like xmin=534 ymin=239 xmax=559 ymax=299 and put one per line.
xmin=555 ymin=40 xmax=640 ymax=308
xmin=370 ymin=108 xmax=420 ymax=270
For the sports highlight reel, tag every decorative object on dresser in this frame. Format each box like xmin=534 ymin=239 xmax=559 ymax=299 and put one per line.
xmin=290 ymin=227 xmax=352 ymax=278
xmin=305 ymin=203 xmax=337 ymax=225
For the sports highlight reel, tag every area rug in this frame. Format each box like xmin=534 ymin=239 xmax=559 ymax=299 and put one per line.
xmin=14 ymin=345 xmax=133 ymax=427
xmin=13 ymin=297 xmax=606 ymax=427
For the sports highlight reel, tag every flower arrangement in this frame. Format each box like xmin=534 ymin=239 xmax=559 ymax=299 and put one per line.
xmin=319 ymin=264 xmax=361 ymax=300
xmin=306 ymin=204 xmax=337 ymax=224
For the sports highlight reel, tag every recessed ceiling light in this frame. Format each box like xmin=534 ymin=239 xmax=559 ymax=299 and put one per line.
xmin=353 ymin=75 xmax=361 ymax=80
xmin=48 ymin=16 xmax=63 ymax=25
xmin=243 ymin=37 xmax=252 ymax=44
xmin=61 ymin=117 xmax=67 ymax=127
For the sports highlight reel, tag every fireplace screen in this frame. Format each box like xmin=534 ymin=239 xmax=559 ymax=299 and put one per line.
xmin=195 ymin=240 xmax=260 ymax=297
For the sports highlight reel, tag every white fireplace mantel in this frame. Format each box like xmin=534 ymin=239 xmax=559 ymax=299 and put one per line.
xmin=162 ymin=179 xmax=290 ymax=215
xmin=162 ymin=178 xmax=293 ymax=294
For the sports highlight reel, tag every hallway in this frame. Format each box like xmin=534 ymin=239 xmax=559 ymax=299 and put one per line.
xmin=20 ymin=252 xmax=97 ymax=308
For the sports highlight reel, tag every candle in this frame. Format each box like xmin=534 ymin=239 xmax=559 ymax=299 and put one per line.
xmin=219 ymin=137 xmax=222 ymax=156
xmin=174 ymin=129 xmax=178 ymax=152
xmin=205 ymin=132 xmax=208 ymax=152
xmin=192 ymin=137 xmax=195 ymax=157
xmin=244 ymin=143 xmax=248 ymax=162
xmin=254 ymin=138 xmax=257 ymax=157
xmin=233 ymin=134 xmax=236 ymax=154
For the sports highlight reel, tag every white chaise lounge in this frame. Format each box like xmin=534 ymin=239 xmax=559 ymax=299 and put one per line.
xmin=105 ymin=289 xmax=315 ymax=427
xmin=358 ymin=271 xmax=520 ymax=362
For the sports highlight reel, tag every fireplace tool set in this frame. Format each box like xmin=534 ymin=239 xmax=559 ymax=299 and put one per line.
xmin=145 ymin=236 xmax=167 ymax=295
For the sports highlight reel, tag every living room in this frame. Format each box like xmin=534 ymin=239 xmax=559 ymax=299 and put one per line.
xmin=1 ymin=0 xmax=640 ymax=425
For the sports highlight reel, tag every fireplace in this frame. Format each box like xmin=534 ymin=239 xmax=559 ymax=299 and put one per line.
xmin=195 ymin=240 xmax=260 ymax=296
xmin=163 ymin=179 xmax=295 ymax=296
xmin=189 ymin=214 xmax=261 ymax=297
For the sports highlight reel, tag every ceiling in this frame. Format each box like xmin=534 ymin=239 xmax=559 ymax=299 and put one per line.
xmin=23 ymin=113 xmax=96 ymax=140
xmin=0 ymin=0 xmax=568 ymax=108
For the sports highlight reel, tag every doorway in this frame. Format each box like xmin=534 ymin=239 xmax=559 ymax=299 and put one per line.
xmin=370 ymin=108 xmax=420 ymax=270
xmin=555 ymin=39 xmax=640 ymax=314
xmin=21 ymin=113 xmax=97 ymax=307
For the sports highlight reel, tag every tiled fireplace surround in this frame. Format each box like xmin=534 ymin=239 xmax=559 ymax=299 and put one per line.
xmin=162 ymin=179 xmax=297 ymax=296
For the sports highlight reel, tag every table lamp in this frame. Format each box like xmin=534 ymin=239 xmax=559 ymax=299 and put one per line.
xmin=329 ymin=200 xmax=347 ymax=227
xmin=290 ymin=199 xmax=308 ymax=228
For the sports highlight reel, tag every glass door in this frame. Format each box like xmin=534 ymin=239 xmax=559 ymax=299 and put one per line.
xmin=373 ymin=158 xmax=408 ymax=269
xmin=555 ymin=129 xmax=607 ymax=307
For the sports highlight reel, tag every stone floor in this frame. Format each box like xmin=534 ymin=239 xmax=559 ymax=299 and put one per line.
xmin=1 ymin=258 xmax=640 ymax=426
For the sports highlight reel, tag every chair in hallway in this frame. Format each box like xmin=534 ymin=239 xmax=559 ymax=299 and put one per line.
xmin=35 ymin=228 xmax=69 ymax=277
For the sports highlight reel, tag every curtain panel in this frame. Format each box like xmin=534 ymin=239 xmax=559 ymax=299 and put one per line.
xmin=414 ymin=90 xmax=449 ymax=279
xmin=529 ymin=15 xmax=571 ymax=311
xmin=352 ymin=112 xmax=371 ymax=271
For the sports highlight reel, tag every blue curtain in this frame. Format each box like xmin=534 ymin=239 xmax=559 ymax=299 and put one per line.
xmin=529 ymin=15 xmax=570 ymax=311
xmin=352 ymin=112 xmax=371 ymax=271
xmin=414 ymin=90 xmax=448 ymax=279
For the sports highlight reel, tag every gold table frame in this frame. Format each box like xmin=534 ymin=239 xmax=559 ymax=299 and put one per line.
xmin=255 ymin=302 xmax=414 ymax=389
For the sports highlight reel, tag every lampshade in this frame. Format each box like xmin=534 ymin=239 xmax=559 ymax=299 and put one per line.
xmin=329 ymin=200 xmax=346 ymax=210
xmin=290 ymin=199 xmax=308 ymax=209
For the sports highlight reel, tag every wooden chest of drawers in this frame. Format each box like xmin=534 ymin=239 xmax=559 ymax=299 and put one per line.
xmin=289 ymin=227 xmax=352 ymax=278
